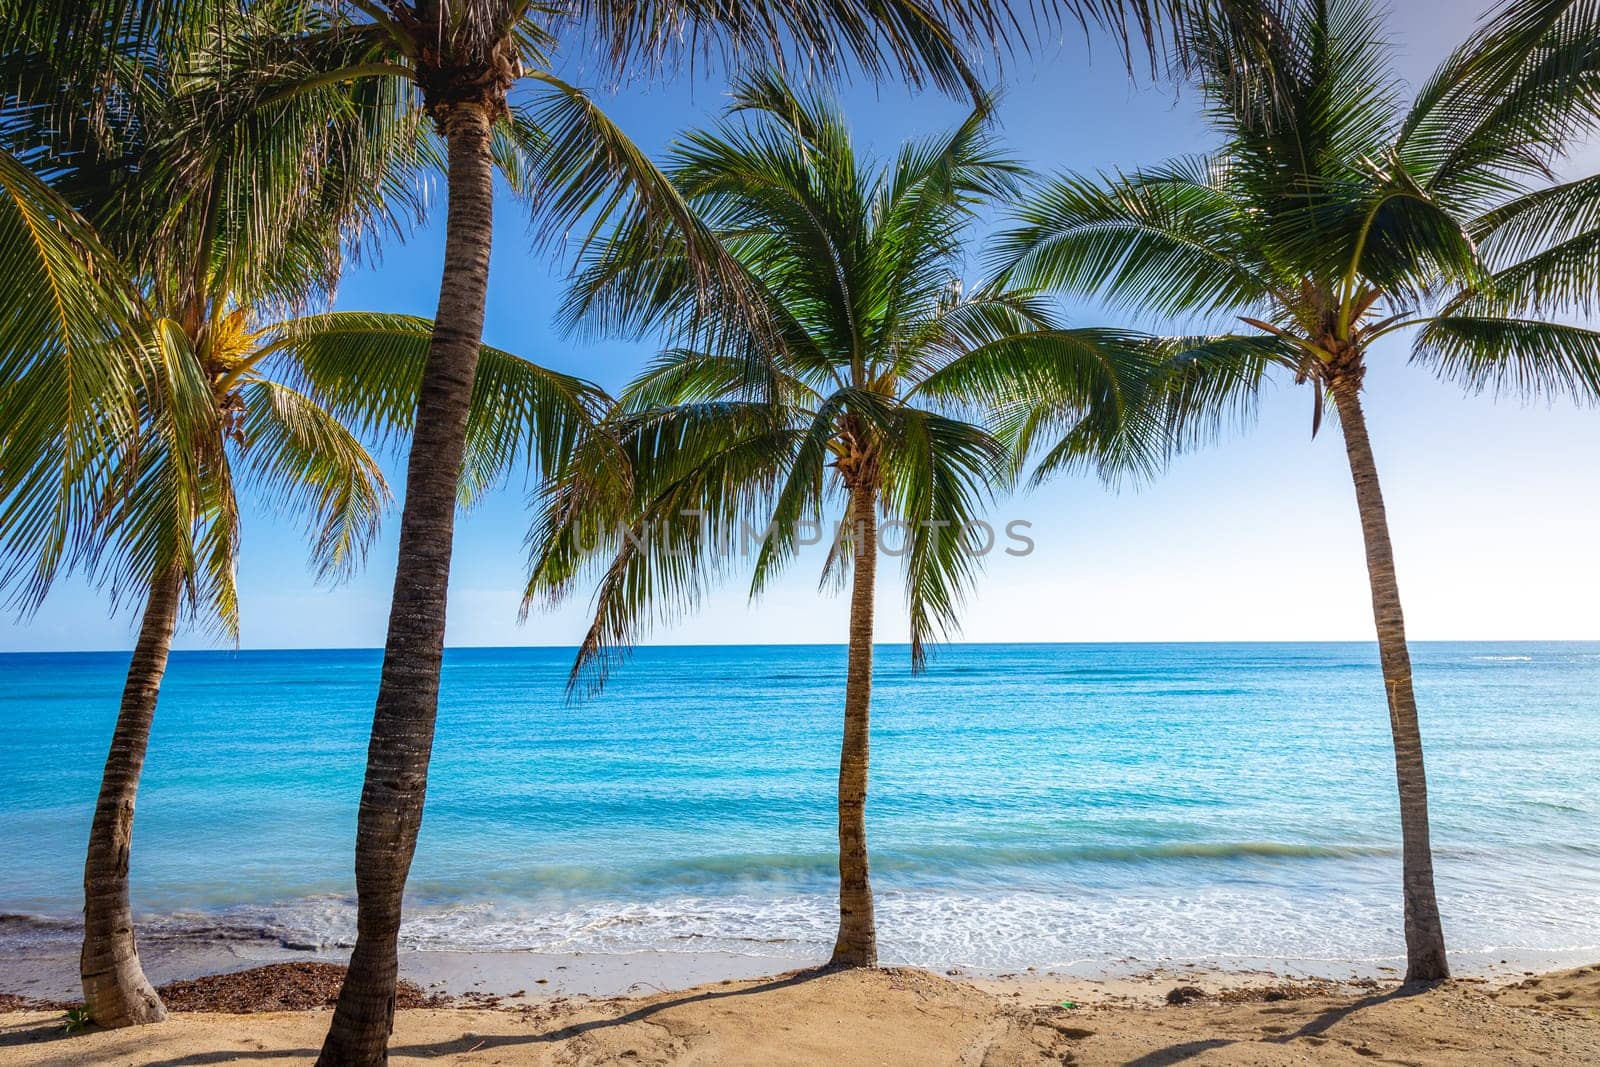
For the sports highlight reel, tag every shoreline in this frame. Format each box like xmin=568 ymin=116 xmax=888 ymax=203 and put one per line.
xmin=5 ymin=918 xmax=1594 ymax=1004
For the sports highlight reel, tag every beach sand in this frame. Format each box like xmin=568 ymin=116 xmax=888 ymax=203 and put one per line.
xmin=3 ymin=961 xmax=1597 ymax=1065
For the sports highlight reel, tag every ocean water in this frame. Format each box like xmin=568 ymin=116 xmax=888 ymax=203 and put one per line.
xmin=2 ymin=642 xmax=1598 ymax=974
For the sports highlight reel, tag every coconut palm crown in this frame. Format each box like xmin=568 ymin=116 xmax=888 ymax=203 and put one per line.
xmin=525 ymin=73 xmax=1155 ymax=968
xmin=988 ymin=0 xmax=1600 ymax=982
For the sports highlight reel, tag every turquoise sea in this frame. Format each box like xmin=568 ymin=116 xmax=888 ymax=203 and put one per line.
xmin=2 ymin=642 xmax=1598 ymax=974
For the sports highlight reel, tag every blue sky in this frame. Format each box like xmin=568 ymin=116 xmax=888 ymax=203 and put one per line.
xmin=6 ymin=1 xmax=1599 ymax=653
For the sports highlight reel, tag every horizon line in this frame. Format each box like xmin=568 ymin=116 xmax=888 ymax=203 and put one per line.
xmin=4 ymin=637 xmax=1598 ymax=656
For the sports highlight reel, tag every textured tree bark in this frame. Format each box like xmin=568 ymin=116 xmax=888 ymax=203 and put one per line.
xmin=317 ymin=103 xmax=494 ymax=1067
xmin=79 ymin=567 xmax=182 ymax=1027
xmin=830 ymin=481 xmax=879 ymax=968
xmin=1329 ymin=372 xmax=1450 ymax=984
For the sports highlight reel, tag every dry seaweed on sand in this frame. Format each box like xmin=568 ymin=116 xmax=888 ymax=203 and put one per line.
xmin=155 ymin=962 xmax=448 ymax=1014
xmin=0 ymin=994 xmax=71 ymax=1013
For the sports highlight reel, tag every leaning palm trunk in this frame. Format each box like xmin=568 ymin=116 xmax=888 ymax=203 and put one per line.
xmin=318 ymin=105 xmax=495 ymax=1067
xmin=1329 ymin=370 xmax=1449 ymax=983
xmin=831 ymin=479 xmax=879 ymax=968
xmin=80 ymin=567 xmax=183 ymax=1026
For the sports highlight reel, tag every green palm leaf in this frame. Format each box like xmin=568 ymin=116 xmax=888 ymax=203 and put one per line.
xmin=877 ymin=407 xmax=1008 ymax=667
xmin=527 ymin=400 xmax=798 ymax=693
xmin=0 ymin=148 xmax=145 ymax=610
xmin=233 ymin=378 xmax=391 ymax=581
xmin=990 ymin=163 xmax=1282 ymax=322
xmin=1415 ymin=316 xmax=1600 ymax=401
xmin=267 ymin=312 xmax=608 ymax=505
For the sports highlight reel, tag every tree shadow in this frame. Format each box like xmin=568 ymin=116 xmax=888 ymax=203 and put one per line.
xmin=1121 ymin=982 xmax=1436 ymax=1066
xmin=1269 ymin=984 xmax=1426 ymax=1043
xmin=1121 ymin=1038 xmax=1236 ymax=1065
xmin=0 ymin=1016 xmax=318 ymax=1067
xmin=118 ymin=1049 xmax=320 ymax=1067
xmin=388 ymin=966 xmax=832 ymax=1059
xmin=0 ymin=1018 xmax=73 ymax=1049
xmin=123 ymin=966 xmax=833 ymax=1067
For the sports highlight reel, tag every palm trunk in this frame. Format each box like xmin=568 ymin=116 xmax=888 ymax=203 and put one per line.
xmin=80 ymin=567 xmax=182 ymax=1026
xmin=318 ymin=102 xmax=495 ymax=1067
xmin=830 ymin=481 xmax=878 ymax=968
xmin=1329 ymin=374 xmax=1450 ymax=983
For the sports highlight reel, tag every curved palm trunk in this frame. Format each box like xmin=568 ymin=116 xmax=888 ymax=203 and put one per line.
xmin=830 ymin=482 xmax=878 ymax=968
xmin=80 ymin=567 xmax=182 ymax=1026
xmin=1329 ymin=374 xmax=1450 ymax=983
xmin=318 ymin=103 xmax=495 ymax=1067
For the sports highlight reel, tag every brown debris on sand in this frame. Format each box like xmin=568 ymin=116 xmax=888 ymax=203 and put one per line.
xmin=154 ymin=962 xmax=447 ymax=1014
xmin=0 ymin=997 xmax=67 ymax=1015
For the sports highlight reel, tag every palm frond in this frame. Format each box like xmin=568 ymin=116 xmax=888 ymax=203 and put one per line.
xmin=989 ymin=163 xmax=1281 ymax=323
xmin=232 ymin=378 xmax=391 ymax=581
xmin=524 ymin=400 xmax=799 ymax=695
xmin=1155 ymin=332 xmax=1296 ymax=446
xmin=914 ymin=325 xmax=1170 ymax=482
xmin=267 ymin=311 xmax=608 ymax=504
xmin=877 ymin=407 xmax=1007 ymax=669
xmin=1474 ymin=172 xmax=1600 ymax=264
xmin=0 ymin=0 xmax=209 ymax=124
xmin=1402 ymin=0 xmax=1600 ymax=209
xmin=565 ymin=0 xmax=1187 ymax=102
xmin=1336 ymin=164 xmax=1485 ymax=306
xmin=1414 ymin=315 xmax=1600 ymax=402
xmin=511 ymin=73 xmax=767 ymax=345
xmin=745 ymin=391 xmax=852 ymax=599
xmin=1463 ymin=174 xmax=1600 ymax=316
xmin=0 ymin=148 xmax=147 ymax=611
xmin=1461 ymin=227 xmax=1600 ymax=319
xmin=1184 ymin=0 xmax=1400 ymax=164
xmin=624 ymin=346 xmax=819 ymax=410
xmin=83 ymin=317 xmax=231 ymax=631
xmin=144 ymin=9 xmax=428 ymax=317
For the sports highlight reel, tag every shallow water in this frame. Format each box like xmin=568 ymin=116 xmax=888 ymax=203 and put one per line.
xmin=3 ymin=642 xmax=1598 ymax=972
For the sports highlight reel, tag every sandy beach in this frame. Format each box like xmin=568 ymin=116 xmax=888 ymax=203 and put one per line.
xmin=9 ymin=0 xmax=1600 ymax=1055
xmin=3 ymin=960 xmax=1598 ymax=1065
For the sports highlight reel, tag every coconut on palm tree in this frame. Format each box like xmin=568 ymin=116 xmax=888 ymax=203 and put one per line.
xmin=988 ymin=0 xmax=1600 ymax=983
xmin=525 ymin=74 xmax=1156 ymax=968
xmin=1 ymin=7 xmax=606 ymax=1026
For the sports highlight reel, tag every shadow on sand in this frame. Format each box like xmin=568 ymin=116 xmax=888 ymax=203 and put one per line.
xmin=1122 ymin=982 xmax=1438 ymax=1066
xmin=2 ymin=967 xmax=833 ymax=1067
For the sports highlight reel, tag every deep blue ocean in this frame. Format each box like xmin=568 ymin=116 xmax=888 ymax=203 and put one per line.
xmin=2 ymin=642 xmax=1598 ymax=973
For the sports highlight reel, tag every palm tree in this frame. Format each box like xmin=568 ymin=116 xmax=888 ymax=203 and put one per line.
xmin=989 ymin=0 xmax=1600 ymax=983
xmin=2 ymin=8 xmax=604 ymax=1026
xmin=85 ymin=307 xmax=603 ymax=1028
xmin=2 ymin=11 xmax=411 ymax=1025
xmin=525 ymin=74 xmax=1152 ymax=968
xmin=115 ymin=4 xmax=1198 ymax=1061
xmin=73 ymin=308 xmax=395 ymax=1028
xmin=8 ymin=1 xmax=1273 ymax=1055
